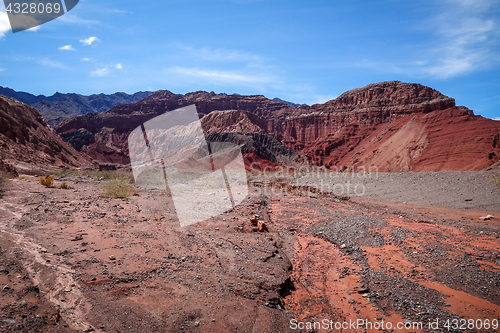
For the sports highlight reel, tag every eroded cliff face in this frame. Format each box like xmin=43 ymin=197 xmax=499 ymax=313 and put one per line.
xmin=55 ymin=82 xmax=500 ymax=172
xmin=0 ymin=95 xmax=94 ymax=175
xmin=55 ymin=93 xmax=293 ymax=164
xmin=277 ymin=81 xmax=499 ymax=171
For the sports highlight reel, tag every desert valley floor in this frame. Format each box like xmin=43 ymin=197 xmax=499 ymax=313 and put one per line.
xmin=0 ymin=170 xmax=498 ymax=333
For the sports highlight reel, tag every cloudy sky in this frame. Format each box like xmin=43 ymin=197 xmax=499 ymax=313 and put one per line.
xmin=0 ymin=0 xmax=499 ymax=119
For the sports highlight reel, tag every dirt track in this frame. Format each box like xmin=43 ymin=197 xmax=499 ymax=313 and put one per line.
xmin=0 ymin=172 xmax=499 ymax=332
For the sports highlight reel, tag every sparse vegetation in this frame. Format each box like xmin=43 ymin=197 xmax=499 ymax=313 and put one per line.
xmin=494 ymin=174 xmax=500 ymax=188
xmin=59 ymin=182 xmax=69 ymax=189
xmin=39 ymin=175 xmax=54 ymax=187
xmin=19 ymin=175 xmax=26 ymax=180
xmin=51 ymin=169 xmax=64 ymax=177
xmin=75 ymin=169 xmax=135 ymax=182
xmin=100 ymin=178 xmax=136 ymax=198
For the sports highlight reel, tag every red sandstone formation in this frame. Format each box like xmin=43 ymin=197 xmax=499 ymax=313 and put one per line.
xmin=279 ymin=81 xmax=500 ymax=171
xmin=0 ymin=95 xmax=94 ymax=176
xmin=55 ymin=81 xmax=500 ymax=172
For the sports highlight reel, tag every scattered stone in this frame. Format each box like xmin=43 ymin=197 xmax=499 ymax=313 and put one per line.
xmin=109 ymin=255 xmax=116 ymax=261
xmin=71 ymin=234 xmax=83 ymax=241
xmin=250 ymin=216 xmax=258 ymax=225
xmin=358 ymin=287 xmax=370 ymax=294
xmin=257 ymin=221 xmax=268 ymax=232
xmin=340 ymin=244 xmax=347 ymax=249
xmin=479 ymin=215 xmax=494 ymax=221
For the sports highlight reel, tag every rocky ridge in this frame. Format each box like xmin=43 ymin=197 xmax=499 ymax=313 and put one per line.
xmin=0 ymin=95 xmax=94 ymax=176
xmin=0 ymin=86 xmax=151 ymax=127
xmin=56 ymin=81 xmax=500 ymax=172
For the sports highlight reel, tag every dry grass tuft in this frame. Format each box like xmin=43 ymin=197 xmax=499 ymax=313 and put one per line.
xmin=39 ymin=175 xmax=54 ymax=187
xmin=494 ymin=174 xmax=500 ymax=188
xmin=100 ymin=178 xmax=136 ymax=198
xmin=59 ymin=182 xmax=69 ymax=189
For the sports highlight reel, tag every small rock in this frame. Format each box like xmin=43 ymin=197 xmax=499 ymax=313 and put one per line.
xmin=358 ymin=287 xmax=370 ymax=294
xmin=340 ymin=244 xmax=347 ymax=249
xmin=250 ymin=216 xmax=258 ymax=225
xmin=479 ymin=215 xmax=494 ymax=221
xmin=194 ymin=321 xmax=199 ymax=327
xmin=257 ymin=221 xmax=268 ymax=232
xmin=109 ymin=255 xmax=116 ymax=261
xmin=71 ymin=234 xmax=83 ymax=241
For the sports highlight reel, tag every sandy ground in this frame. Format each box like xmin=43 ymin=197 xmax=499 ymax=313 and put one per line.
xmin=0 ymin=171 xmax=499 ymax=332
xmin=294 ymin=170 xmax=500 ymax=211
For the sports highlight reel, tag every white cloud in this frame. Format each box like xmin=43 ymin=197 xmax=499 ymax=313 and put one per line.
xmin=80 ymin=36 xmax=100 ymax=46
xmin=0 ymin=68 xmax=5 ymax=72
xmin=177 ymin=45 xmax=264 ymax=65
xmin=115 ymin=63 xmax=123 ymax=69
xmin=90 ymin=68 xmax=109 ymax=77
xmin=358 ymin=0 xmax=500 ymax=79
xmin=0 ymin=11 xmax=11 ymax=38
xmin=81 ymin=57 xmax=91 ymax=61
xmin=59 ymin=14 xmax=98 ymax=25
xmin=420 ymin=11 xmax=498 ymax=79
xmin=38 ymin=58 xmax=69 ymax=70
xmin=493 ymin=117 xmax=500 ymax=120
xmin=59 ymin=45 xmax=76 ymax=51
xmin=168 ymin=66 xmax=273 ymax=85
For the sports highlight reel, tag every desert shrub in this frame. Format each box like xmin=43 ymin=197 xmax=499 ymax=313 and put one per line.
xmin=39 ymin=175 xmax=54 ymax=187
xmin=59 ymin=182 xmax=69 ymax=189
xmin=494 ymin=174 xmax=500 ymax=188
xmin=74 ymin=169 xmax=134 ymax=182
xmin=52 ymin=169 xmax=63 ymax=177
xmin=19 ymin=175 xmax=26 ymax=180
xmin=101 ymin=178 xmax=135 ymax=198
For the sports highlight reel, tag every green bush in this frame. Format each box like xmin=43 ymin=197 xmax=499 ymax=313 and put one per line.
xmin=100 ymin=178 xmax=136 ymax=198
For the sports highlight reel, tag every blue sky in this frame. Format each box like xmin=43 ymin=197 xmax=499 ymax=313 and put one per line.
xmin=0 ymin=0 xmax=499 ymax=119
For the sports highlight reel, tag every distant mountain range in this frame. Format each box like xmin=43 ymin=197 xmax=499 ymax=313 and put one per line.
xmin=272 ymin=98 xmax=309 ymax=109
xmin=1 ymin=82 xmax=499 ymax=176
xmin=55 ymin=81 xmax=500 ymax=171
xmin=0 ymin=86 xmax=152 ymax=127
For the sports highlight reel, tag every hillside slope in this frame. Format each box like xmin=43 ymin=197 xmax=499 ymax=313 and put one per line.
xmin=0 ymin=95 xmax=94 ymax=176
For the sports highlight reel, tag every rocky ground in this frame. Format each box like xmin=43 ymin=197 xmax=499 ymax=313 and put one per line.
xmin=0 ymin=171 xmax=499 ymax=332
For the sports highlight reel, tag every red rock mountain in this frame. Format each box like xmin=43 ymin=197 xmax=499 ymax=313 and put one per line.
xmin=56 ymin=92 xmax=294 ymax=165
xmin=0 ymin=95 xmax=94 ymax=176
xmin=277 ymin=81 xmax=500 ymax=171
xmin=56 ymin=82 xmax=500 ymax=171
